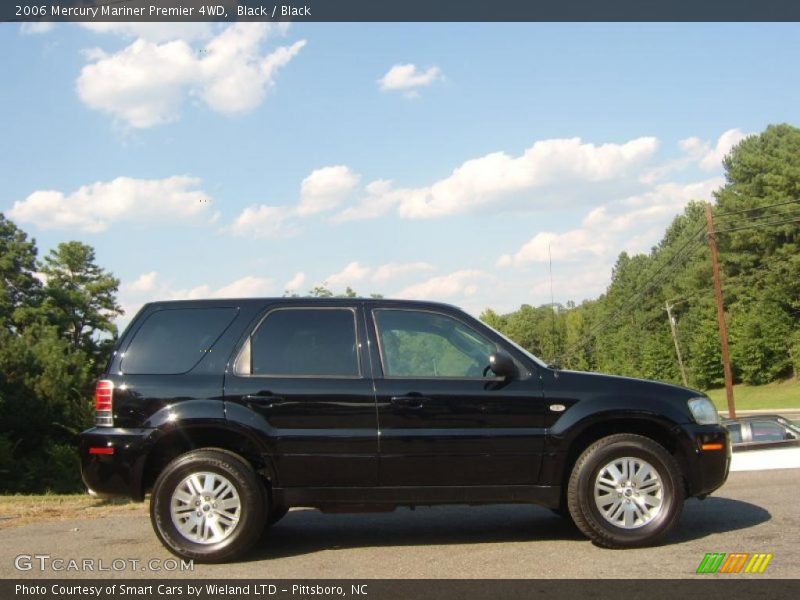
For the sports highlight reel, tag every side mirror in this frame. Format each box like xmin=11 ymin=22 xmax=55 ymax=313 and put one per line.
xmin=488 ymin=351 xmax=516 ymax=378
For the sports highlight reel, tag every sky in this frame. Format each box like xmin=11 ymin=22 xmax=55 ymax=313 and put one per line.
xmin=1 ymin=22 xmax=799 ymax=324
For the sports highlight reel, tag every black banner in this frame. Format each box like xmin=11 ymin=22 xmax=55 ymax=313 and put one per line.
xmin=4 ymin=580 xmax=800 ymax=600
xmin=5 ymin=0 xmax=800 ymax=23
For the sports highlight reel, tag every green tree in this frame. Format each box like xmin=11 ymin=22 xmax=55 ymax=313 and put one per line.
xmin=0 ymin=323 xmax=95 ymax=492
xmin=729 ymin=301 xmax=794 ymax=385
xmin=0 ymin=213 xmax=40 ymax=330
xmin=0 ymin=219 xmax=121 ymax=493
xmin=39 ymin=241 xmax=122 ymax=351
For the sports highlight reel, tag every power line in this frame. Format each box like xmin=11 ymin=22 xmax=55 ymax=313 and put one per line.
xmin=556 ymin=200 xmax=798 ymax=367
xmin=715 ymin=214 xmax=800 ymax=234
xmin=558 ymin=230 xmax=706 ymax=362
xmin=718 ymin=209 xmax=800 ymax=227
xmin=714 ymin=198 xmax=800 ymax=220
xmin=666 ymin=288 xmax=709 ymax=308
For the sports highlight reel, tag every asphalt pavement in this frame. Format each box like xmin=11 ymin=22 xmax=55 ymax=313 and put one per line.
xmin=2 ymin=469 xmax=798 ymax=579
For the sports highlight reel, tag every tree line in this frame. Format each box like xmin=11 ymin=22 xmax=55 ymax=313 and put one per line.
xmin=0 ymin=123 xmax=797 ymax=493
xmin=0 ymin=230 xmax=121 ymax=492
xmin=481 ymin=124 xmax=800 ymax=390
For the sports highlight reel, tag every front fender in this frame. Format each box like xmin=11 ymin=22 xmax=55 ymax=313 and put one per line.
xmin=539 ymin=398 xmax=691 ymax=488
xmin=548 ymin=396 xmax=689 ymax=446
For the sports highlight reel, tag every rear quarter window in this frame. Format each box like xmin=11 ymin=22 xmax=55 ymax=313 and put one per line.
xmin=121 ymin=307 xmax=238 ymax=375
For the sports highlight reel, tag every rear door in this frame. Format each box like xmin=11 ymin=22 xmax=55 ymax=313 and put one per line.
xmin=224 ymin=302 xmax=378 ymax=487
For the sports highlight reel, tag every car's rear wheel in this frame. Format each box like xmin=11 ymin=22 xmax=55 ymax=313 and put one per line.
xmin=567 ymin=433 xmax=684 ymax=548
xmin=150 ymin=449 xmax=266 ymax=563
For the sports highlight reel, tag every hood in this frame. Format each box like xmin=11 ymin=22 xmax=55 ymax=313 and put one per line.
xmin=558 ymin=369 xmax=704 ymax=398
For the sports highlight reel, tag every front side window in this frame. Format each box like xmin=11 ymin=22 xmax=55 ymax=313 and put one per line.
xmin=374 ymin=309 xmax=498 ymax=378
xmin=750 ymin=420 xmax=791 ymax=443
xmin=238 ymin=308 xmax=359 ymax=377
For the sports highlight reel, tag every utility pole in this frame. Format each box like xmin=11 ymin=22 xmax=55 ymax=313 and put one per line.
xmin=665 ymin=301 xmax=689 ymax=387
xmin=705 ymin=203 xmax=736 ymax=418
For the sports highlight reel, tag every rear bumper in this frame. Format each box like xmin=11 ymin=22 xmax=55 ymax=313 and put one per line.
xmin=678 ymin=423 xmax=731 ymax=497
xmin=79 ymin=428 xmax=155 ymax=501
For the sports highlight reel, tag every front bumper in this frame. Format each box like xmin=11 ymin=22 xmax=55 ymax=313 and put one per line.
xmin=678 ymin=423 xmax=731 ymax=497
xmin=79 ymin=428 xmax=155 ymax=501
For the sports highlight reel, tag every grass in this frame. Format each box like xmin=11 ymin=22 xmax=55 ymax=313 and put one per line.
xmin=706 ymin=378 xmax=800 ymax=412
xmin=0 ymin=493 xmax=144 ymax=529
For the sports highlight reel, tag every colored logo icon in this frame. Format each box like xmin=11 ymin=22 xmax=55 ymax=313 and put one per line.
xmin=696 ymin=553 xmax=773 ymax=574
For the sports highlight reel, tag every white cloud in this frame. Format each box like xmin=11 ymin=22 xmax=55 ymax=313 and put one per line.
xmin=399 ymin=270 xmax=491 ymax=300
xmin=20 ymin=22 xmax=55 ymax=35
xmin=325 ymin=261 xmax=371 ymax=289
xmin=680 ymin=128 xmax=748 ymax=171
xmin=8 ymin=176 xmax=214 ymax=232
xmin=497 ymin=230 xmax=607 ymax=267
xmin=284 ymin=271 xmax=306 ymax=293
xmin=77 ymin=23 xmax=305 ymax=128
xmin=226 ymin=204 xmax=297 ymax=239
xmin=126 ymin=271 xmax=159 ymax=293
xmin=224 ymin=165 xmax=357 ymax=237
xmin=169 ymin=276 xmax=274 ymax=300
xmin=336 ymin=136 xmax=659 ymax=221
xmin=79 ymin=22 xmax=214 ymax=42
xmin=214 ymin=276 xmax=274 ymax=298
xmin=498 ymin=178 xmax=723 ymax=268
xmin=118 ymin=272 xmax=273 ymax=325
xmin=372 ymin=262 xmax=435 ymax=283
xmin=378 ymin=64 xmax=443 ymax=95
xmin=297 ymin=166 xmax=359 ymax=216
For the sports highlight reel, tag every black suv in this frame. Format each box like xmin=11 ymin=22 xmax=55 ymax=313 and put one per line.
xmin=80 ymin=298 xmax=730 ymax=562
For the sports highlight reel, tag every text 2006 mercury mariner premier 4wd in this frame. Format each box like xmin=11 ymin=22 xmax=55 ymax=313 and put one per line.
xmin=79 ymin=298 xmax=730 ymax=562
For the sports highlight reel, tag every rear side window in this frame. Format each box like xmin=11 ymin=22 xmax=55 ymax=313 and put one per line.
xmin=121 ymin=308 xmax=237 ymax=375
xmin=237 ymin=308 xmax=359 ymax=377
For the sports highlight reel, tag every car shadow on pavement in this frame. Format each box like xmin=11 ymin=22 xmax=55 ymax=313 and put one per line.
xmin=245 ymin=497 xmax=771 ymax=561
xmin=671 ymin=496 xmax=771 ymax=543
xmin=247 ymin=505 xmax=583 ymax=560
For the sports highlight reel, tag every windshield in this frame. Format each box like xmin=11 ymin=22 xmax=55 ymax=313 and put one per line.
xmin=782 ymin=418 xmax=800 ymax=434
xmin=481 ymin=320 xmax=548 ymax=368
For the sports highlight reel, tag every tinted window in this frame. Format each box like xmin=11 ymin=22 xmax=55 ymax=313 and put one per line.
xmin=726 ymin=423 xmax=742 ymax=444
xmin=122 ymin=308 xmax=237 ymax=375
xmin=248 ymin=309 xmax=359 ymax=377
xmin=374 ymin=310 xmax=497 ymax=378
xmin=750 ymin=420 xmax=791 ymax=442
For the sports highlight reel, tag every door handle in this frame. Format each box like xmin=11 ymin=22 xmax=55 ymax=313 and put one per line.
xmin=243 ymin=394 xmax=286 ymax=406
xmin=390 ymin=395 xmax=428 ymax=409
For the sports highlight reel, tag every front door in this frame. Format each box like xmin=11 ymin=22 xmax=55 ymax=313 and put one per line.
xmin=366 ymin=306 xmax=546 ymax=487
xmin=224 ymin=303 xmax=378 ymax=488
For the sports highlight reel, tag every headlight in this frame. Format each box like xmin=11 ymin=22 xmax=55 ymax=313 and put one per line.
xmin=688 ymin=397 xmax=720 ymax=425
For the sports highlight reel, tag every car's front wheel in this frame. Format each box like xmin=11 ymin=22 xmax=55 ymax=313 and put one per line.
xmin=150 ymin=448 xmax=266 ymax=563
xmin=567 ymin=433 xmax=684 ymax=548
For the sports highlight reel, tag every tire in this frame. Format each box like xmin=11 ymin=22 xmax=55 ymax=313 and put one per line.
xmin=567 ymin=434 xmax=684 ymax=549
xmin=150 ymin=448 xmax=267 ymax=563
xmin=267 ymin=505 xmax=289 ymax=526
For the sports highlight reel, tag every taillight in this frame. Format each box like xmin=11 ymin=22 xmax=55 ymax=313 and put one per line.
xmin=94 ymin=380 xmax=113 ymax=426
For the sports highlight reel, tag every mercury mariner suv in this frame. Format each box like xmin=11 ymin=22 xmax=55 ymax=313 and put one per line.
xmin=80 ymin=298 xmax=730 ymax=562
